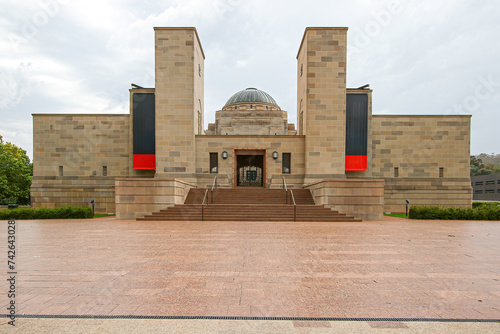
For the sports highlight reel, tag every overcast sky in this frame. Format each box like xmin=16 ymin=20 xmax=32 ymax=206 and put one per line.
xmin=1 ymin=0 xmax=499 ymax=159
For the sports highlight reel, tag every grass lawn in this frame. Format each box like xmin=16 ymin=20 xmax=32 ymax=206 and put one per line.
xmin=384 ymin=213 xmax=409 ymax=218
xmin=93 ymin=214 xmax=115 ymax=218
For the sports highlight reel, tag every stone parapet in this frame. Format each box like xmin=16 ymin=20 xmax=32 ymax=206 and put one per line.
xmin=304 ymin=179 xmax=385 ymax=220
xmin=115 ymin=178 xmax=196 ymax=219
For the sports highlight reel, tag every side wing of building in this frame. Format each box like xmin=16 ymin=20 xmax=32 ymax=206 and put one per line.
xmin=31 ymin=114 xmax=133 ymax=214
xmin=371 ymin=115 xmax=472 ymax=212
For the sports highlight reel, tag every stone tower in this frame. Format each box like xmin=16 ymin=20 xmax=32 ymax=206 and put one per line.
xmin=154 ymin=27 xmax=205 ymax=180
xmin=297 ymin=27 xmax=348 ymax=182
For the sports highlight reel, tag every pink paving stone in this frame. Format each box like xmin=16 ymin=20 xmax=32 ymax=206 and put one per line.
xmin=1 ymin=217 xmax=499 ymax=319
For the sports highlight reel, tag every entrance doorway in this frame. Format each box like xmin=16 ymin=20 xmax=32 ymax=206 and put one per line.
xmin=233 ymin=149 xmax=266 ymax=188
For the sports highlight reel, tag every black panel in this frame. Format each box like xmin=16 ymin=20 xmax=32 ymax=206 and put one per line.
xmin=345 ymin=94 xmax=368 ymax=156
xmin=133 ymin=93 xmax=155 ymax=155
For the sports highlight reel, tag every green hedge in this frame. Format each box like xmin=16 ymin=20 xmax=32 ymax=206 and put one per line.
xmin=0 ymin=206 xmax=93 ymax=220
xmin=409 ymin=205 xmax=500 ymax=220
xmin=473 ymin=202 xmax=499 ymax=208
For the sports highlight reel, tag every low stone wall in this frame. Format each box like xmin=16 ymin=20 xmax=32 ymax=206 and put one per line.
xmin=115 ymin=178 xmax=196 ymax=219
xmin=383 ymin=178 xmax=472 ymax=213
xmin=304 ymin=179 xmax=385 ymax=220
xmin=31 ymin=176 xmax=116 ymax=214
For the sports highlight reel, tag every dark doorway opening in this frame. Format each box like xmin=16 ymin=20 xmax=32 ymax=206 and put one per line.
xmin=236 ymin=155 xmax=264 ymax=187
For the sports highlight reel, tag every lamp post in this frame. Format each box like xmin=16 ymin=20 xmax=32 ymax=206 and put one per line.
xmin=406 ymin=199 xmax=410 ymax=217
xmin=90 ymin=199 xmax=95 ymax=216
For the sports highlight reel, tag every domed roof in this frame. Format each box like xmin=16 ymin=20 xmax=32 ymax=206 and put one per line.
xmin=224 ymin=88 xmax=279 ymax=107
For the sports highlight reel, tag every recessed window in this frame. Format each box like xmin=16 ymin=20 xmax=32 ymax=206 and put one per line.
xmin=210 ymin=152 xmax=218 ymax=173
xmin=250 ymin=105 xmax=253 ymax=109
xmin=485 ymin=180 xmax=495 ymax=185
xmin=59 ymin=166 xmax=63 ymax=176
xmin=475 ymin=190 xmax=483 ymax=194
xmin=299 ymin=110 xmax=303 ymax=135
xmin=439 ymin=167 xmax=444 ymax=178
xmin=475 ymin=181 xmax=484 ymax=186
xmin=103 ymin=166 xmax=107 ymax=176
xmin=394 ymin=167 xmax=399 ymax=177
xmin=282 ymin=153 xmax=291 ymax=174
xmin=198 ymin=111 xmax=202 ymax=135
xmin=485 ymin=189 xmax=495 ymax=194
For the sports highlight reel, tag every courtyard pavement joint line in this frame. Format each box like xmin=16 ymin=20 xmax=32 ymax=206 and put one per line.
xmin=1 ymin=315 xmax=499 ymax=323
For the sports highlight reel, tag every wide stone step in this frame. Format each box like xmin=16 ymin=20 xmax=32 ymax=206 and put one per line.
xmin=139 ymin=205 xmax=360 ymax=222
xmin=137 ymin=188 xmax=361 ymax=222
xmin=184 ymin=188 xmax=315 ymax=205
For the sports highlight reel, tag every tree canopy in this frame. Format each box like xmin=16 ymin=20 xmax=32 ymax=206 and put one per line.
xmin=470 ymin=153 xmax=500 ymax=176
xmin=0 ymin=135 xmax=33 ymax=205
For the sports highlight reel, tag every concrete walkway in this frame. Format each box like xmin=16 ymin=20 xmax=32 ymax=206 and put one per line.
xmin=1 ymin=217 xmax=499 ymax=332
xmin=2 ymin=318 xmax=499 ymax=333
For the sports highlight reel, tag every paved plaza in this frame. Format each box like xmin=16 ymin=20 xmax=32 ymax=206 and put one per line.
xmin=1 ymin=217 xmax=499 ymax=332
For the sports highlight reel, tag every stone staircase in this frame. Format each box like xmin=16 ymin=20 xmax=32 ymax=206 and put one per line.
xmin=137 ymin=188 xmax=361 ymax=222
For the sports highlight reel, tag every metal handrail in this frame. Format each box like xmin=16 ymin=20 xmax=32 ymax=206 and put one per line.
xmin=211 ymin=176 xmax=217 ymax=204
xmin=201 ymin=189 xmax=209 ymax=221
xmin=211 ymin=176 xmax=217 ymax=191
xmin=290 ymin=189 xmax=296 ymax=221
xmin=283 ymin=176 xmax=288 ymax=204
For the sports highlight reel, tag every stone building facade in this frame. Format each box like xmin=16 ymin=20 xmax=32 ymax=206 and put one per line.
xmin=31 ymin=27 xmax=472 ymax=219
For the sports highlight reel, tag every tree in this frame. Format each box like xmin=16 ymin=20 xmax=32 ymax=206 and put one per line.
xmin=0 ymin=135 xmax=33 ymax=205
xmin=470 ymin=155 xmax=492 ymax=177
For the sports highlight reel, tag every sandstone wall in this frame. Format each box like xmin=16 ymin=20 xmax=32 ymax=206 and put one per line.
xmin=371 ymin=115 xmax=472 ymax=212
xmin=31 ymin=114 xmax=131 ymax=213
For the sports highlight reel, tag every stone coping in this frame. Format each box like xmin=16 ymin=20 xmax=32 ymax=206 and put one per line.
xmin=114 ymin=178 xmax=197 ymax=187
xmin=304 ymin=179 xmax=385 ymax=188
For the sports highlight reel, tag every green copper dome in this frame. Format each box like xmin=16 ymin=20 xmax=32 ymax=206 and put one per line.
xmin=224 ymin=88 xmax=279 ymax=107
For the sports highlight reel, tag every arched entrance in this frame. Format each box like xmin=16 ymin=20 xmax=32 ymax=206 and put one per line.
xmin=233 ymin=149 xmax=267 ymax=188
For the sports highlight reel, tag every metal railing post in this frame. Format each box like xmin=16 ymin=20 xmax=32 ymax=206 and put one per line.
xmin=211 ymin=176 xmax=217 ymax=204
xmin=283 ymin=176 xmax=288 ymax=205
xmin=202 ymin=188 xmax=208 ymax=221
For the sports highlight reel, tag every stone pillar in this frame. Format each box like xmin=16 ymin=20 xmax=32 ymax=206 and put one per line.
xmin=154 ymin=27 xmax=205 ymax=180
xmin=297 ymin=27 xmax=348 ymax=183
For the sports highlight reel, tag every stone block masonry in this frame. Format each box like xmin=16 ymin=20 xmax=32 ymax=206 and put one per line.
xmin=31 ymin=114 xmax=132 ymax=213
xmin=371 ymin=115 xmax=472 ymax=212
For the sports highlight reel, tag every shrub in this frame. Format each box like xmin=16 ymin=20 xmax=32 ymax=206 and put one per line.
xmin=0 ymin=206 xmax=93 ymax=220
xmin=409 ymin=205 xmax=500 ymax=220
